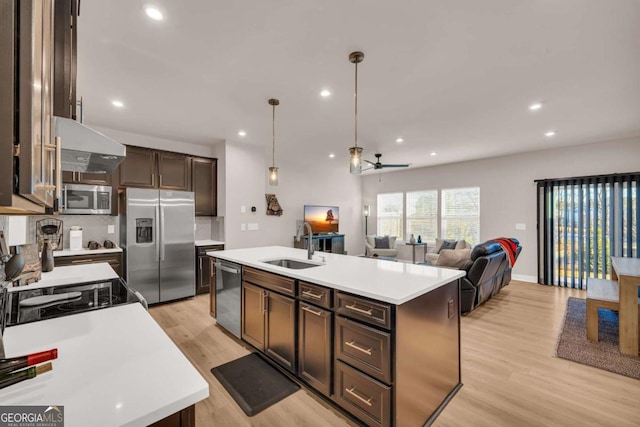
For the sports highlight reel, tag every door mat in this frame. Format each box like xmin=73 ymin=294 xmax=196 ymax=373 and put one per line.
xmin=211 ymin=353 xmax=300 ymax=416
xmin=555 ymin=297 xmax=640 ymax=379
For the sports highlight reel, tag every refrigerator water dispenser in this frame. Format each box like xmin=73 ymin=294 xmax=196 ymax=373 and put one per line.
xmin=136 ymin=218 xmax=154 ymax=243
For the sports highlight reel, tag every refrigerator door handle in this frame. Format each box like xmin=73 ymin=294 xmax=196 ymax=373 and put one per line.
xmin=160 ymin=205 xmax=165 ymax=261
xmin=155 ymin=205 xmax=160 ymax=262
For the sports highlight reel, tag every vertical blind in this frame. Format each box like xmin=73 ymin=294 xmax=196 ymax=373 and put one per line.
xmin=537 ymin=172 xmax=639 ymax=288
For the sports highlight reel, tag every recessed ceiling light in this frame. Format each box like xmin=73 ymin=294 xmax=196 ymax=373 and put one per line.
xmin=545 ymin=130 xmax=556 ymax=137
xmin=329 ymin=153 xmax=335 ymax=158
xmin=145 ymin=7 xmax=164 ymax=21
xmin=430 ymin=151 xmax=437 ymax=156
xmin=112 ymin=100 xmax=124 ymax=108
xmin=529 ymin=102 xmax=543 ymax=111
xmin=320 ymin=89 xmax=331 ymax=97
xmin=395 ymin=137 xmax=404 ymax=143
xmin=238 ymin=130 xmax=247 ymax=137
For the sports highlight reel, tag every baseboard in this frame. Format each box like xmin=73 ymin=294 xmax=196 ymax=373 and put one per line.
xmin=512 ymin=274 xmax=537 ymax=283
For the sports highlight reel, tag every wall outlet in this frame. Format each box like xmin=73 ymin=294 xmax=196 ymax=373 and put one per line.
xmin=515 ymin=223 xmax=526 ymax=231
xmin=247 ymin=223 xmax=259 ymax=231
xmin=241 ymin=223 xmax=246 ymax=231
xmin=107 ymin=225 xmax=115 ymax=234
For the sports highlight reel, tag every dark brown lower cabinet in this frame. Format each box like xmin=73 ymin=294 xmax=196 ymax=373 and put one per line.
xmin=298 ymin=302 xmax=332 ymax=396
xmin=54 ymin=252 xmax=123 ymax=276
xmin=209 ymin=258 xmax=216 ymax=318
xmin=241 ymin=281 xmax=296 ymax=373
xmin=334 ymin=361 xmax=391 ymax=427
xmin=197 ymin=245 xmax=224 ymax=295
xmin=265 ymin=291 xmax=296 ymax=373
xmin=149 ymin=405 xmax=195 ymax=427
xmin=241 ymin=281 xmax=266 ymax=350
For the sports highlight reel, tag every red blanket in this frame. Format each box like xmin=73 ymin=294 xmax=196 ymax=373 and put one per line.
xmin=493 ymin=238 xmax=518 ymax=268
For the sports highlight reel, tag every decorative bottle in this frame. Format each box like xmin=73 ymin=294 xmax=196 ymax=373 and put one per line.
xmin=417 ymin=235 xmax=422 ymax=243
xmin=41 ymin=241 xmax=54 ymax=272
xmin=409 ymin=234 xmax=416 ymax=244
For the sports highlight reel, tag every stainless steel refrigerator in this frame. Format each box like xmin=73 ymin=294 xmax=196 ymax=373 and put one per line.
xmin=121 ymin=188 xmax=195 ymax=305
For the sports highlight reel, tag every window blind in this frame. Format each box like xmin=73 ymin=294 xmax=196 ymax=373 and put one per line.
xmin=441 ymin=187 xmax=480 ymax=244
xmin=377 ymin=192 xmax=404 ymax=239
xmin=406 ymin=190 xmax=438 ymax=241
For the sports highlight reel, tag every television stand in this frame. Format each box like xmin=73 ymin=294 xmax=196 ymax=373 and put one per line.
xmin=293 ymin=234 xmax=344 ymax=254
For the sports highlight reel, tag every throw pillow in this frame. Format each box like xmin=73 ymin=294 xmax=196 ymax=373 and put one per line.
xmin=436 ymin=248 xmax=472 ymax=269
xmin=438 ymin=240 xmax=457 ymax=253
xmin=374 ymin=236 xmax=390 ymax=249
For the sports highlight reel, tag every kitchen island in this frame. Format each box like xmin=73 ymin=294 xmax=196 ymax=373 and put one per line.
xmin=208 ymin=246 xmax=465 ymax=427
xmin=0 ymin=263 xmax=208 ymax=427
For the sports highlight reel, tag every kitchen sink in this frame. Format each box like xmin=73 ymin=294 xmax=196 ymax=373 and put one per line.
xmin=261 ymin=258 xmax=323 ymax=269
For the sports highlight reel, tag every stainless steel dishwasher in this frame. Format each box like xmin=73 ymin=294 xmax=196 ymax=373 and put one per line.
xmin=215 ymin=260 xmax=242 ymax=338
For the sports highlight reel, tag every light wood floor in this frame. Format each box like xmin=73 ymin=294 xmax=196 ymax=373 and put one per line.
xmin=149 ymin=281 xmax=640 ymax=427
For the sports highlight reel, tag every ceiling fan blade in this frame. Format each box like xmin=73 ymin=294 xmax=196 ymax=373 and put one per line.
xmin=381 ymin=163 xmax=411 ymax=168
xmin=363 ymin=160 xmax=376 ymax=165
xmin=361 ymin=166 xmax=375 ymax=172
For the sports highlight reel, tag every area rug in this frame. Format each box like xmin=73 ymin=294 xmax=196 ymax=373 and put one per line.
xmin=555 ymin=297 xmax=640 ymax=379
xmin=211 ymin=353 xmax=300 ymax=416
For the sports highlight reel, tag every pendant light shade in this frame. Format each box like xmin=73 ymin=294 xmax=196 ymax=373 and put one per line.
xmin=348 ymin=51 xmax=365 ymax=175
xmin=268 ymin=98 xmax=280 ymax=186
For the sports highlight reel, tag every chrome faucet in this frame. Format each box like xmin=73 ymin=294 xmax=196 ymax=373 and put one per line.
xmin=296 ymin=222 xmax=315 ymax=260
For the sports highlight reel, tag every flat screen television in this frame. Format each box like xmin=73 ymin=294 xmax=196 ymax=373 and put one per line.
xmin=304 ymin=205 xmax=339 ymax=234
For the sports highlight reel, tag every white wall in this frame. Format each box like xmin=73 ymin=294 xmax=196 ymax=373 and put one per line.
xmin=223 ymin=141 xmax=363 ymax=255
xmin=361 ymin=136 xmax=640 ymax=281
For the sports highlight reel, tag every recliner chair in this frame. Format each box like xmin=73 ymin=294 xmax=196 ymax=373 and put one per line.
xmin=460 ymin=239 xmax=522 ymax=314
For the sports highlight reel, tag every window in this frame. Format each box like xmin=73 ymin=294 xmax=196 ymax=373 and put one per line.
xmin=441 ymin=187 xmax=480 ymax=244
xmin=538 ymin=173 xmax=639 ymax=289
xmin=377 ymin=192 xmax=403 ymax=239
xmin=406 ymin=190 xmax=438 ymax=241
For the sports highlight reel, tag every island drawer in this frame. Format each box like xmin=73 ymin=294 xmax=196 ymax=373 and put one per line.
xmin=335 ymin=316 xmax=391 ymax=384
xmin=243 ymin=266 xmax=296 ymax=296
xmin=299 ymin=281 xmax=332 ymax=309
xmin=334 ymin=360 xmax=391 ymax=427
xmin=335 ymin=292 xmax=392 ymax=330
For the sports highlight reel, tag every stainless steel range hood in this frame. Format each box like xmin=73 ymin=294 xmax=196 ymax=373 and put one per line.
xmin=54 ymin=116 xmax=126 ymax=173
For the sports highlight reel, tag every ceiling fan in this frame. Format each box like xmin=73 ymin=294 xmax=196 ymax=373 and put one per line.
xmin=362 ymin=153 xmax=410 ymax=171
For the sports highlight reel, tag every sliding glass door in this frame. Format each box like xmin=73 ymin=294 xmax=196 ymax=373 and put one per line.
xmin=537 ymin=173 xmax=639 ymax=288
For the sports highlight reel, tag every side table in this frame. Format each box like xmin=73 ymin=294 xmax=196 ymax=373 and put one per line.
xmin=405 ymin=243 xmax=426 ymax=264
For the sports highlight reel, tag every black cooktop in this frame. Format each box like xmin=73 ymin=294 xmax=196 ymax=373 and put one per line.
xmin=3 ymin=278 xmax=140 ymax=327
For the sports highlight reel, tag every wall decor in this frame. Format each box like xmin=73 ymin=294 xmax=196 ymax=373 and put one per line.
xmin=265 ymin=194 xmax=283 ymax=216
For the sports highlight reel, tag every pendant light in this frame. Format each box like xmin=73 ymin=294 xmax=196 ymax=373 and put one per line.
xmin=268 ymin=98 xmax=280 ymax=186
xmin=348 ymin=51 xmax=364 ymax=174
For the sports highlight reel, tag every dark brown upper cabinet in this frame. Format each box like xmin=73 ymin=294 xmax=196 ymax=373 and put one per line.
xmin=53 ymin=0 xmax=78 ymax=120
xmin=62 ymin=171 xmax=111 ymax=186
xmin=192 ymin=157 xmax=217 ymax=216
xmin=119 ymin=146 xmax=157 ymax=188
xmin=157 ymin=151 xmax=191 ymax=191
xmin=119 ymin=146 xmax=191 ymax=191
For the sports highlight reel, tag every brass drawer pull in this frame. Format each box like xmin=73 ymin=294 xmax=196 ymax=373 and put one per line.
xmin=345 ymin=386 xmax=373 ymax=407
xmin=71 ymin=259 xmax=94 ymax=264
xmin=302 ymin=305 xmax=323 ymax=316
xmin=346 ymin=303 xmax=373 ymax=316
xmin=301 ymin=289 xmax=323 ymax=300
xmin=345 ymin=340 xmax=372 ymax=356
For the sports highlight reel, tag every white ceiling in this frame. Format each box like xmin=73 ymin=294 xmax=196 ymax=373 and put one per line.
xmin=77 ymin=0 xmax=640 ymax=171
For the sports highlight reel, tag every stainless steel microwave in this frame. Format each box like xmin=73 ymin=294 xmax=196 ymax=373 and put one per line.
xmin=61 ymin=184 xmax=112 ymax=215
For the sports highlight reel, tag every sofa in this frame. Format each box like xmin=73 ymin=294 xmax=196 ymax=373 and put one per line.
xmin=364 ymin=235 xmax=398 ymax=257
xmin=459 ymin=239 xmax=522 ymax=314
xmin=424 ymin=238 xmax=470 ymax=264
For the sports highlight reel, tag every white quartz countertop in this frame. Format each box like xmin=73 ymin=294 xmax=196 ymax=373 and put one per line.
xmin=0 ymin=303 xmax=209 ymax=427
xmin=195 ymin=240 xmax=225 ymax=246
xmin=54 ymin=247 xmax=123 ymax=257
xmin=7 ymin=263 xmax=119 ymax=293
xmin=208 ymin=246 xmax=465 ymax=305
